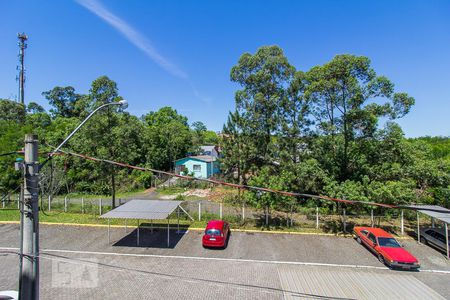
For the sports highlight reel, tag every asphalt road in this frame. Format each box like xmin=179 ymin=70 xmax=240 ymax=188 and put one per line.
xmin=0 ymin=223 xmax=449 ymax=299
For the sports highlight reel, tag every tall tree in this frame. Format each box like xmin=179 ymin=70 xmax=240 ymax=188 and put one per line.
xmin=143 ymin=107 xmax=192 ymax=170
xmin=305 ymin=54 xmax=415 ymax=180
xmin=0 ymin=99 xmax=25 ymax=123
xmin=42 ymin=86 xmax=84 ymax=118
xmin=230 ymin=45 xmax=296 ymax=168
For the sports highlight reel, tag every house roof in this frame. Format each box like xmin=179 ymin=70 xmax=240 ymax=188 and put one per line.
xmin=200 ymin=145 xmax=215 ymax=152
xmin=175 ymin=155 xmax=217 ymax=163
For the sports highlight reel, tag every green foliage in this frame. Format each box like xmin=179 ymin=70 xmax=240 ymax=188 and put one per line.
xmin=143 ymin=106 xmax=193 ymax=170
xmin=223 ymin=45 xmax=448 ymax=210
xmin=0 ymin=99 xmax=25 ymax=123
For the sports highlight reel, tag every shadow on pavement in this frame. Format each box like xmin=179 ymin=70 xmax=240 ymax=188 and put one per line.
xmin=113 ymin=224 xmax=189 ymax=249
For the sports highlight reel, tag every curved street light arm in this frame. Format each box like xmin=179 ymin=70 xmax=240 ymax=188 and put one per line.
xmin=49 ymin=101 xmax=127 ymax=157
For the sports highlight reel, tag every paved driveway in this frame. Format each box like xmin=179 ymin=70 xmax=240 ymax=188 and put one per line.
xmin=0 ymin=224 xmax=449 ymax=299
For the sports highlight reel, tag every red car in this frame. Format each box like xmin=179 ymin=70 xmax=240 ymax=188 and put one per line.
xmin=202 ymin=220 xmax=230 ymax=248
xmin=354 ymin=226 xmax=420 ymax=270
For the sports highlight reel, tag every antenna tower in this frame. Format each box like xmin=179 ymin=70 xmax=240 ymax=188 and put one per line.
xmin=17 ymin=33 xmax=28 ymax=105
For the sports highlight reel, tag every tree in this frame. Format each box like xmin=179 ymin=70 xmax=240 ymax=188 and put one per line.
xmin=26 ymin=102 xmax=45 ymax=114
xmin=191 ymin=121 xmax=207 ymax=147
xmin=230 ymin=45 xmax=296 ymax=168
xmin=42 ymin=86 xmax=85 ymax=118
xmin=305 ymin=54 xmax=415 ymax=180
xmin=143 ymin=107 xmax=192 ymax=170
xmin=0 ymin=99 xmax=25 ymax=123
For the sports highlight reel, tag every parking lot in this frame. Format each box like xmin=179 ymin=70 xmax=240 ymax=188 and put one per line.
xmin=0 ymin=223 xmax=449 ymax=299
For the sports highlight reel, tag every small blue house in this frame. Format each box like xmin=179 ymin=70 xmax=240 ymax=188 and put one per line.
xmin=174 ymin=155 xmax=220 ymax=178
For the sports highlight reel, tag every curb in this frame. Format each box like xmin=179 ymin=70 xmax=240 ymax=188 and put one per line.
xmin=0 ymin=221 xmax=414 ymax=239
xmin=0 ymin=221 xmax=338 ymax=236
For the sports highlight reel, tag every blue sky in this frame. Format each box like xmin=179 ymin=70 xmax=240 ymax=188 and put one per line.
xmin=0 ymin=0 xmax=449 ymax=137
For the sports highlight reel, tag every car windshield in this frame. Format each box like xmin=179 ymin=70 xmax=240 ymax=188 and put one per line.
xmin=205 ymin=229 xmax=221 ymax=236
xmin=378 ymin=237 xmax=401 ymax=248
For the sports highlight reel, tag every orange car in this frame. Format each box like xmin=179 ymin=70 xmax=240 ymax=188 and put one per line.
xmin=354 ymin=226 xmax=420 ymax=270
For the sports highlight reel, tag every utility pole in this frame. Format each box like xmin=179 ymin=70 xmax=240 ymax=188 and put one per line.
xmin=17 ymin=33 xmax=28 ymax=105
xmin=20 ymin=134 xmax=39 ymax=300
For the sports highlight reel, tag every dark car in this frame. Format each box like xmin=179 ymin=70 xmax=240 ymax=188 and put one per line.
xmin=420 ymin=227 xmax=450 ymax=255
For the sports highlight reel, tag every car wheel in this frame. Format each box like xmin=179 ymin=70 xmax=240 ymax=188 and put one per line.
xmin=378 ymin=254 xmax=386 ymax=265
xmin=356 ymin=237 xmax=361 ymax=244
xmin=420 ymin=236 xmax=427 ymax=245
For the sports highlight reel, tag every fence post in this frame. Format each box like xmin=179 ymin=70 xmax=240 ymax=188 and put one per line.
xmin=64 ymin=196 xmax=68 ymax=213
xmin=81 ymin=197 xmax=84 ymax=214
xmin=417 ymin=211 xmax=420 ymax=244
xmin=219 ymin=203 xmax=223 ymax=219
xmin=242 ymin=203 xmax=245 ymax=221
xmin=343 ymin=208 xmax=346 ymax=233
xmin=401 ymin=210 xmax=404 ymax=235
xmin=18 ymin=192 xmax=20 ymax=209
xmin=316 ymin=207 xmax=319 ymax=229
xmin=370 ymin=209 xmax=374 ymax=227
xmin=198 ymin=202 xmax=201 ymax=221
xmin=265 ymin=206 xmax=269 ymax=226
xmin=99 ymin=198 xmax=103 ymax=215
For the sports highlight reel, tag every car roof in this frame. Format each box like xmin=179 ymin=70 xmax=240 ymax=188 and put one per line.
xmin=424 ymin=227 xmax=449 ymax=234
xmin=206 ymin=220 xmax=225 ymax=229
xmin=356 ymin=227 xmax=392 ymax=238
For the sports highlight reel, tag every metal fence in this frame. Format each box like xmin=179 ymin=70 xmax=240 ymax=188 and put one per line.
xmin=0 ymin=193 xmax=435 ymax=236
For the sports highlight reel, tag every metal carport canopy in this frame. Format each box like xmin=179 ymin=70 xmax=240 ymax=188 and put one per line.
xmin=100 ymin=199 xmax=183 ymax=220
xmin=405 ymin=204 xmax=449 ymax=259
xmin=405 ymin=205 xmax=450 ymax=224
xmin=100 ymin=200 xmax=186 ymax=247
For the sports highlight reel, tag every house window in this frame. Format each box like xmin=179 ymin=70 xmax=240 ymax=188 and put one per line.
xmin=193 ymin=164 xmax=201 ymax=172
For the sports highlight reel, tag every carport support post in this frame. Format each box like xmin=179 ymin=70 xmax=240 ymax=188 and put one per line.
xmin=316 ymin=207 xmax=319 ymax=229
xmin=401 ymin=210 xmax=404 ymax=235
xmin=445 ymin=222 xmax=449 ymax=259
xmin=431 ymin=217 xmax=435 ymax=228
xmin=167 ymin=218 xmax=170 ymax=248
xmin=177 ymin=206 xmax=180 ymax=234
xmin=219 ymin=202 xmax=223 ymax=219
xmin=137 ymin=219 xmax=139 ymax=246
xmin=417 ymin=211 xmax=420 ymax=244
xmin=108 ymin=219 xmax=110 ymax=243
xmin=343 ymin=208 xmax=346 ymax=233
xmin=370 ymin=209 xmax=374 ymax=227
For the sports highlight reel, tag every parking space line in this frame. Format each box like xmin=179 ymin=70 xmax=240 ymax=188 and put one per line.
xmin=2 ymin=246 xmax=448 ymax=274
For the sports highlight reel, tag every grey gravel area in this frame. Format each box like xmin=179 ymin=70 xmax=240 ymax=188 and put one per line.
xmin=0 ymin=224 xmax=449 ymax=299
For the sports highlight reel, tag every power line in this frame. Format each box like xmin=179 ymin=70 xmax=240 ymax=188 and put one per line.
xmin=48 ymin=147 xmax=398 ymax=209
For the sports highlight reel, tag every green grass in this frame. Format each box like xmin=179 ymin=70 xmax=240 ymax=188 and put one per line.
xmin=155 ymin=186 xmax=186 ymax=195
xmin=0 ymin=207 xmax=417 ymax=237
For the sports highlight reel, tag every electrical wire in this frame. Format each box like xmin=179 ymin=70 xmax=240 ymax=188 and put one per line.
xmin=47 ymin=147 xmax=445 ymax=212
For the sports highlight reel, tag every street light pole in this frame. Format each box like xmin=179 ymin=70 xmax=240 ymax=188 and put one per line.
xmin=20 ymin=134 xmax=39 ymax=300
xmin=18 ymin=100 xmax=128 ymax=300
